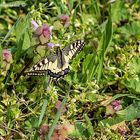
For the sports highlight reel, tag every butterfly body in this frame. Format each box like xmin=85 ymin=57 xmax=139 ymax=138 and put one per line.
xmin=28 ymin=40 xmax=85 ymax=80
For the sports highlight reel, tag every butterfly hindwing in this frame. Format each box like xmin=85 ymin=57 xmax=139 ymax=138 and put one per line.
xmin=27 ymin=40 xmax=85 ymax=79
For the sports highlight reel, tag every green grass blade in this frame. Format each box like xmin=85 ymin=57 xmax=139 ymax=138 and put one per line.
xmin=38 ymin=98 xmax=49 ymax=127
xmin=82 ymin=7 xmax=112 ymax=83
xmin=82 ymin=54 xmax=97 ymax=82
xmin=45 ymin=92 xmax=68 ymax=140
xmin=0 ymin=18 xmax=18 ymax=45
xmin=53 ymin=0 xmax=66 ymax=14
xmin=0 ymin=44 xmax=2 ymax=63
xmin=43 ymin=76 xmax=50 ymax=89
xmin=67 ymin=0 xmax=74 ymax=11
xmin=0 ymin=1 xmax=26 ymax=8
xmin=92 ymin=0 xmax=101 ymax=19
xmin=97 ymin=7 xmax=112 ymax=83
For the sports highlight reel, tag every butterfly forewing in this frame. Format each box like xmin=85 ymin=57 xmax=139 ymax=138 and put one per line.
xmin=62 ymin=40 xmax=85 ymax=59
xmin=28 ymin=55 xmax=57 ymax=75
xmin=27 ymin=40 xmax=85 ymax=79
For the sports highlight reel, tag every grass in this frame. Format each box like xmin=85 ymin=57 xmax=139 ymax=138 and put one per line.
xmin=0 ymin=0 xmax=140 ymax=139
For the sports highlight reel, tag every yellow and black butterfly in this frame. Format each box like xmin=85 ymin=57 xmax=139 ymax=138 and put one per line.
xmin=27 ymin=40 xmax=85 ymax=80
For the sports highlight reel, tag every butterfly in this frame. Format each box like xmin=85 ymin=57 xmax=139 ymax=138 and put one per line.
xmin=27 ymin=40 xmax=85 ymax=80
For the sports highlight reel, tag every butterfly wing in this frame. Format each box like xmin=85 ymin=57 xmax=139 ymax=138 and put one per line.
xmin=27 ymin=54 xmax=57 ymax=76
xmin=27 ymin=40 xmax=85 ymax=79
xmin=27 ymin=52 xmax=70 ymax=79
xmin=62 ymin=40 xmax=85 ymax=60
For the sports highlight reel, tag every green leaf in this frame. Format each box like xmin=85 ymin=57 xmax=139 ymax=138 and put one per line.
xmin=121 ymin=21 xmax=140 ymax=38
xmin=74 ymin=122 xmax=86 ymax=138
xmin=129 ymin=57 xmax=140 ymax=74
xmin=111 ymin=1 xmax=128 ymax=23
xmin=117 ymin=102 xmax=140 ymax=121
xmin=122 ymin=56 xmax=140 ymax=93
xmin=15 ymin=14 xmax=30 ymax=61
xmin=84 ymin=114 xmax=95 ymax=137
xmin=123 ymin=76 xmax=140 ymax=93
xmin=15 ymin=16 xmax=29 ymax=42
xmin=100 ymin=116 xmax=123 ymax=126
xmin=22 ymin=31 xmax=30 ymax=50
xmin=106 ymin=94 xmax=140 ymax=105
xmin=101 ymin=101 xmax=140 ymax=126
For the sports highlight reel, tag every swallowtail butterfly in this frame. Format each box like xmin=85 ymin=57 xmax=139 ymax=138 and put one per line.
xmin=27 ymin=40 xmax=85 ymax=80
